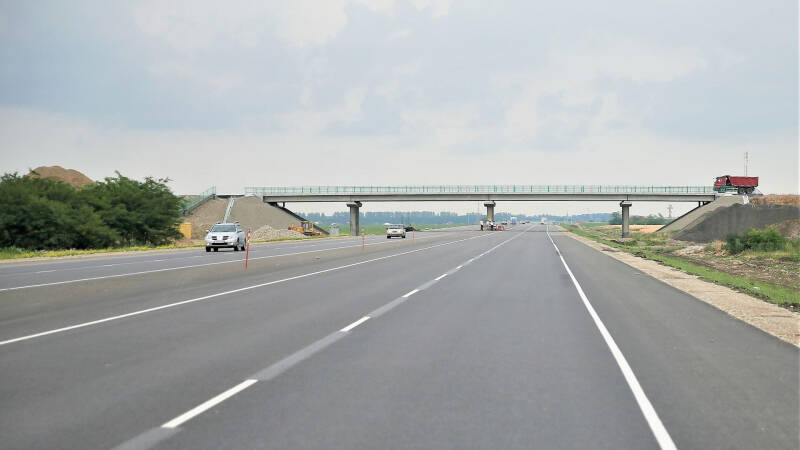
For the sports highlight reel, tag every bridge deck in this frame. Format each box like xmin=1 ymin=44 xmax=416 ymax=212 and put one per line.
xmin=245 ymin=185 xmax=717 ymax=202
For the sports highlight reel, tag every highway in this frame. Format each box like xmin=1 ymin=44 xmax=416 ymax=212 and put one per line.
xmin=0 ymin=225 xmax=796 ymax=449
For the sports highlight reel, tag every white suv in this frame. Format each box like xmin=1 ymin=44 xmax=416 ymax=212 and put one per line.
xmin=205 ymin=222 xmax=246 ymax=252
xmin=386 ymin=224 xmax=406 ymax=239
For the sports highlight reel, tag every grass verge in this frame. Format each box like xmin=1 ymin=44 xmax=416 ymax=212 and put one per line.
xmin=562 ymin=225 xmax=799 ymax=308
xmin=0 ymin=243 xmax=206 ymax=260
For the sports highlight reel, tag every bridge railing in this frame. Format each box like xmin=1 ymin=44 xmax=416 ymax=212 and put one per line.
xmin=182 ymin=186 xmax=216 ymax=215
xmin=244 ymin=185 xmax=715 ymax=195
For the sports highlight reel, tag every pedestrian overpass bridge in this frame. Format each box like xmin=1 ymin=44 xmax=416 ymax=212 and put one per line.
xmin=244 ymin=185 xmax=719 ymax=236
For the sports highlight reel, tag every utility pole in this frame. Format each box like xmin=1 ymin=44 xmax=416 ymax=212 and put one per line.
xmin=744 ymin=152 xmax=749 ymax=176
xmin=667 ymin=204 xmax=673 ymax=219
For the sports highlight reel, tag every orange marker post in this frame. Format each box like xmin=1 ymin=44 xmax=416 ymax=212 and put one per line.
xmin=361 ymin=227 xmax=366 ymax=250
xmin=245 ymin=228 xmax=251 ymax=270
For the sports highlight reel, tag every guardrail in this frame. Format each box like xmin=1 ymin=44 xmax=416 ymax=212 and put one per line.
xmin=245 ymin=185 xmax=715 ymax=195
xmin=182 ymin=186 xmax=216 ymax=215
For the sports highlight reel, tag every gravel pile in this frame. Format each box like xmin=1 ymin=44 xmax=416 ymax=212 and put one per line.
xmin=674 ymin=203 xmax=800 ymax=242
xmin=250 ymin=225 xmax=306 ymax=241
xmin=228 ymin=196 xmax=309 ymax=233
xmin=185 ymin=198 xmax=228 ymax=239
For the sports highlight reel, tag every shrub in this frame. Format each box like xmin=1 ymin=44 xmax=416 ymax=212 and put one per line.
xmin=725 ymin=227 xmax=790 ymax=254
xmin=0 ymin=171 xmax=183 ymax=250
xmin=80 ymin=173 xmax=183 ymax=246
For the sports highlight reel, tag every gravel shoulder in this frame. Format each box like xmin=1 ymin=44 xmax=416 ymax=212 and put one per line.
xmin=564 ymin=232 xmax=799 ymax=347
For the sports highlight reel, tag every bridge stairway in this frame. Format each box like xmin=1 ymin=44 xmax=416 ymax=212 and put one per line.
xmin=223 ymin=197 xmax=235 ymax=223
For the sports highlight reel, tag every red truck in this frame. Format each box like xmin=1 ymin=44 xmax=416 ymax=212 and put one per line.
xmin=714 ymin=175 xmax=758 ymax=194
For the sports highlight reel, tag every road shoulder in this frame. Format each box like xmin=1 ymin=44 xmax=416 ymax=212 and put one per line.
xmin=562 ymin=232 xmax=799 ymax=347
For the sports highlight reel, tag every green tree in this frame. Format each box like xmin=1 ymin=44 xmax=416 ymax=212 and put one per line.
xmin=0 ymin=173 xmax=118 ymax=249
xmin=80 ymin=173 xmax=183 ymax=246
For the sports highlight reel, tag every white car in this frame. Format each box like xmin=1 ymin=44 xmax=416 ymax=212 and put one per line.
xmin=205 ymin=222 xmax=246 ymax=252
xmin=386 ymin=224 xmax=406 ymax=239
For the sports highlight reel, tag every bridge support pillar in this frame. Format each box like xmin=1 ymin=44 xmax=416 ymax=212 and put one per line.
xmin=620 ymin=201 xmax=632 ymax=237
xmin=484 ymin=201 xmax=496 ymax=222
xmin=347 ymin=202 xmax=362 ymax=236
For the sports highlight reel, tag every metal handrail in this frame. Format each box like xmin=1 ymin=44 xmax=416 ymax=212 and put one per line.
xmin=244 ymin=185 xmax=715 ymax=195
xmin=182 ymin=186 xmax=217 ymax=215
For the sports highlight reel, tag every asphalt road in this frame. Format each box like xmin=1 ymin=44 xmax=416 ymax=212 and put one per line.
xmin=0 ymin=225 xmax=796 ymax=449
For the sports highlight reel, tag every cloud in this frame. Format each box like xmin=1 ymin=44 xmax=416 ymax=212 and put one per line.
xmin=556 ymin=39 xmax=708 ymax=84
xmin=133 ymin=0 xmax=400 ymax=51
xmin=388 ymin=28 xmax=412 ymax=40
xmin=409 ymin=0 xmax=452 ymax=17
xmin=1 ymin=0 xmax=796 ymax=215
xmin=273 ymin=88 xmax=368 ymax=133
xmin=2 ymin=106 xmax=796 ymax=217
xmin=492 ymin=36 xmax=711 ymax=151
xmin=274 ymin=1 xmax=352 ymax=47
xmin=147 ymin=62 xmax=244 ymax=93
xmin=133 ymin=1 xmax=272 ymax=55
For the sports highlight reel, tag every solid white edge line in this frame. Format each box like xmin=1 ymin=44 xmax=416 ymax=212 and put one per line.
xmin=434 ymin=273 xmax=448 ymax=281
xmin=340 ymin=316 xmax=370 ymax=332
xmin=162 ymin=379 xmax=258 ymax=429
xmin=402 ymin=289 xmax=419 ymax=298
xmin=0 ymin=234 xmax=491 ymax=346
xmin=547 ymin=230 xmax=677 ymax=450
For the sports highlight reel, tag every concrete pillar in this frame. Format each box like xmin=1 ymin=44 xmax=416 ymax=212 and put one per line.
xmin=484 ymin=201 xmax=496 ymax=222
xmin=347 ymin=202 xmax=362 ymax=236
xmin=620 ymin=201 xmax=632 ymax=237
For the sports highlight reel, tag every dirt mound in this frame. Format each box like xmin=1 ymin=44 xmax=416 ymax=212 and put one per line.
xmin=251 ymin=225 xmax=305 ymax=241
xmin=598 ymin=225 xmax=663 ymax=234
xmin=750 ymin=195 xmax=800 ymax=206
xmin=184 ymin=198 xmax=227 ymax=239
xmin=228 ymin=196 xmax=309 ymax=234
xmin=674 ymin=203 xmax=800 ymax=242
xmin=27 ymin=166 xmax=92 ymax=187
xmin=773 ymin=218 xmax=800 ymax=239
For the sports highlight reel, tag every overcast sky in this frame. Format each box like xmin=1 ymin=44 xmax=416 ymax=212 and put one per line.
xmin=0 ymin=0 xmax=797 ymax=216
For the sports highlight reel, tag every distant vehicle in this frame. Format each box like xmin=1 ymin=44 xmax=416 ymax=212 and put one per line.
xmin=205 ymin=222 xmax=246 ymax=252
xmin=386 ymin=224 xmax=407 ymax=239
xmin=510 ymin=217 xmax=518 ymax=225
xmin=540 ymin=217 xmax=547 ymax=224
xmin=501 ymin=221 xmax=508 ymax=226
xmin=714 ymin=175 xmax=758 ymax=194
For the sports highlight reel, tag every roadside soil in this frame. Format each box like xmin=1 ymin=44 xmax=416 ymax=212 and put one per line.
xmin=749 ymin=194 xmax=800 ymax=206
xmin=251 ymin=225 xmax=306 ymax=241
xmin=564 ymin=232 xmax=799 ymax=347
xmin=184 ymin=198 xmax=228 ymax=239
xmin=674 ymin=246 xmax=800 ymax=292
xmin=597 ymin=224 xmax=663 ymax=233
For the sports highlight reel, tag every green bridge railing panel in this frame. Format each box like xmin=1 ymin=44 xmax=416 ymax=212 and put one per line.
xmin=244 ymin=185 xmax=715 ymax=196
xmin=182 ymin=186 xmax=216 ymax=215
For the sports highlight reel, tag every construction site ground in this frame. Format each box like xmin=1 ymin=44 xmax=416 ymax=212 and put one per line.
xmin=571 ymin=223 xmax=799 ymax=309
xmin=673 ymin=245 xmax=800 ymax=293
xmin=183 ymin=196 xmax=312 ymax=241
xmin=564 ymin=231 xmax=799 ymax=347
